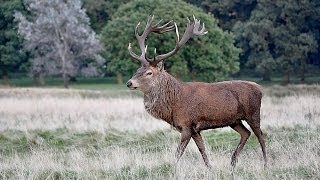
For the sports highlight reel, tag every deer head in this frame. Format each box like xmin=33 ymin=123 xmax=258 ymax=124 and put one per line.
xmin=126 ymin=15 xmax=207 ymax=92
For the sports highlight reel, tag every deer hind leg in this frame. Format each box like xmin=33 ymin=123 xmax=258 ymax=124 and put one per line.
xmin=230 ymin=122 xmax=251 ymax=167
xmin=175 ymin=128 xmax=192 ymax=162
xmin=247 ymin=112 xmax=268 ymax=168
xmin=192 ymin=132 xmax=212 ymax=168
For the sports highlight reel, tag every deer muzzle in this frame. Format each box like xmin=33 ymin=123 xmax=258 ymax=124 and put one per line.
xmin=126 ymin=80 xmax=138 ymax=90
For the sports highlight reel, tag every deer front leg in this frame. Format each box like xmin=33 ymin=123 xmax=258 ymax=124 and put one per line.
xmin=175 ymin=128 xmax=192 ymax=162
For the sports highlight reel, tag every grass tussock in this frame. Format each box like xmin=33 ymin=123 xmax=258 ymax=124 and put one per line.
xmin=0 ymin=85 xmax=320 ymax=179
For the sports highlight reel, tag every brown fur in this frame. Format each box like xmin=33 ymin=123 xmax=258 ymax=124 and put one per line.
xmin=128 ymin=67 xmax=267 ymax=168
xmin=145 ymin=73 xmax=263 ymax=130
xmin=126 ymin=16 xmax=267 ymax=168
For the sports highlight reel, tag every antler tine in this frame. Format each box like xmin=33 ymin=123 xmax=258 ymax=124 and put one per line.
xmin=153 ymin=48 xmax=157 ymax=60
xmin=193 ymin=15 xmax=197 ymax=22
xmin=153 ymin=19 xmax=163 ymax=27
xmin=151 ymin=16 xmax=207 ymax=65
xmin=152 ymin=20 xmax=175 ymax=34
xmin=128 ymin=43 xmax=149 ymax=65
xmin=199 ymin=22 xmax=208 ymax=35
xmin=156 ymin=20 xmax=172 ymax=29
xmin=145 ymin=45 xmax=148 ymax=54
xmin=161 ymin=24 xmax=176 ymax=33
xmin=134 ymin=22 xmax=141 ymax=37
xmin=174 ymin=22 xmax=180 ymax=43
xmin=128 ymin=43 xmax=140 ymax=59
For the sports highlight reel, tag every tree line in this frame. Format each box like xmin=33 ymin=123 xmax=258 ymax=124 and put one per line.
xmin=187 ymin=0 xmax=320 ymax=83
xmin=0 ymin=0 xmax=319 ymax=87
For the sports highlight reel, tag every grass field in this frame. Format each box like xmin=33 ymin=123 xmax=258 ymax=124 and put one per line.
xmin=0 ymin=85 xmax=320 ymax=179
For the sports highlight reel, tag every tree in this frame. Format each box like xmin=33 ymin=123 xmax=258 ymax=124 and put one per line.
xmin=0 ymin=0 xmax=28 ymax=85
xmin=273 ymin=29 xmax=317 ymax=83
xmin=233 ymin=19 xmax=277 ymax=81
xmin=188 ymin=0 xmax=320 ymax=82
xmin=233 ymin=0 xmax=318 ymax=83
xmin=15 ymin=0 xmax=104 ymax=88
xmin=270 ymin=0 xmax=318 ymax=83
xmin=186 ymin=0 xmax=257 ymax=31
xmin=83 ymin=0 xmax=132 ymax=33
xmin=101 ymin=0 xmax=240 ymax=84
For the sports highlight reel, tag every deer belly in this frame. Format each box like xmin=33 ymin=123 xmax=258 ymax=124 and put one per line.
xmin=191 ymin=103 xmax=241 ymax=130
xmin=195 ymin=115 xmax=240 ymax=131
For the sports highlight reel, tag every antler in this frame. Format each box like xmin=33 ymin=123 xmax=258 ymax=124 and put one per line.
xmin=151 ymin=15 xmax=207 ymax=66
xmin=128 ymin=15 xmax=207 ymax=66
xmin=128 ymin=15 xmax=175 ymax=65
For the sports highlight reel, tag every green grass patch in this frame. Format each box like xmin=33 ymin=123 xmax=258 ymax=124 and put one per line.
xmin=0 ymin=127 xmax=319 ymax=156
xmin=203 ymin=130 xmax=259 ymax=152
xmin=0 ymin=129 xmax=177 ymax=156
xmin=0 ymin=130 xmax=29 ymax=155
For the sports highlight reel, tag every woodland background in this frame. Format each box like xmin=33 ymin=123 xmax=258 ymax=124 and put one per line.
xmin=1 ymin=0 xmax=319 ymax=87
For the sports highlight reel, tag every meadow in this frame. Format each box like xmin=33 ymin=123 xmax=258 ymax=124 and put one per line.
xmin=0 ymin=84 xmax=320 ymax=179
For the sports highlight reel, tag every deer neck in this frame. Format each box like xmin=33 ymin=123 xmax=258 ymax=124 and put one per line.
xmin=143 ymin=72 xmax=181 ymax=123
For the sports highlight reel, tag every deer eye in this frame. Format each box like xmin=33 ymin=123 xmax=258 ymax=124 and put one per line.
xmin=146 ymin=72 xmax=153 ymax=76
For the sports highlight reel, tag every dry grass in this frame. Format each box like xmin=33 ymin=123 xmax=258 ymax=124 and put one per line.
xmin=0 ymin=88 xmax=167 ymax=132
xmin=0 ymin=85 xmax=320 ymax=179
xmin=0 ymin=87 xmax=319 ymax=131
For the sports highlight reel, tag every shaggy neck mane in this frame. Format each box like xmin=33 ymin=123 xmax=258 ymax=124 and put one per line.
xmin=144 ymin=71 xmax=181 ymax=123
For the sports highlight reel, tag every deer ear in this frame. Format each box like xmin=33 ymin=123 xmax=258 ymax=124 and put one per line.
xmin=157 ymin=61 xmax=164 ymax=71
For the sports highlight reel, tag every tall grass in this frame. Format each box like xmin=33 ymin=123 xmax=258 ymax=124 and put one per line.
xmin=1 ymin=87 xmax=319 ymax=131
xmin=0 ymin=85 xmax=319 ymax=179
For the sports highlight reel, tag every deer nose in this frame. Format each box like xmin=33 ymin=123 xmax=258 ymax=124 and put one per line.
xmin=126 ymin=81 xmax=132 ymax=88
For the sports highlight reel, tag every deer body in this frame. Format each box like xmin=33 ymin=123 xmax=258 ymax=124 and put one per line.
xmin=126 ymin=16 xmax=267 ymax=168
xmin=144 ymin=71 xmax=262 ymax=132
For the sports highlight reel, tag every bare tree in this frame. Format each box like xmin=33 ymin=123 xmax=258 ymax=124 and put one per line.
xmin=15 ymin=0 xmax=104 ymax=88
xmin=126 ymin=16 xmax=267 ymax=168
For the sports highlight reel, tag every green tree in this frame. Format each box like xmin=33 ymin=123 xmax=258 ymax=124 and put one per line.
xmin=186 ymin=0 xmax=257 ymax=31
xmin=101 ymin=0 xmax=240 ymax=84
xmin=274 ymin=30 xmax=317 ymax=83
xmin=83 ymin=0 xmax=132 ymax=33
xmin=0 ymin=0 xmax=27 ymax=84
xmin=233 ymin=0 xmax=318 ymax=83
xmin=188 ymin=0 xmax=320 ymax=82
xmin=271 ymin=1 xmax=318 ymax=83
xmin=233 ymin=19 xmax=277 ymax=81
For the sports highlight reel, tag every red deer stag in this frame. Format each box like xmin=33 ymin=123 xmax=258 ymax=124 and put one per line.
xmin=126 ymin=15 xmax=267 ymax=168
